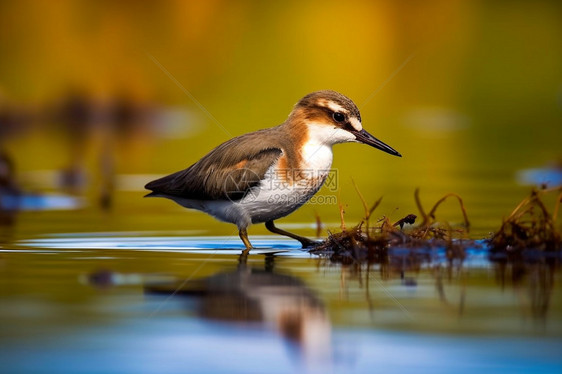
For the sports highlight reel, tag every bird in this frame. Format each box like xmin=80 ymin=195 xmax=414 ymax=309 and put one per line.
xmin=145 ymin=90 xmax=401 ymax=252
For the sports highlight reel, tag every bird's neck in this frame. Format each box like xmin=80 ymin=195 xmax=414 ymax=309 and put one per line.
xmin=281 ymin=116 xmax=335 ymax=171
xmin=288 ymin=124 xmax=333 ymax=172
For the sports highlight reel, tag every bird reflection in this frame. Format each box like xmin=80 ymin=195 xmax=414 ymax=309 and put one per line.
xmin=145 ymin=254 xmax=332 ymax=365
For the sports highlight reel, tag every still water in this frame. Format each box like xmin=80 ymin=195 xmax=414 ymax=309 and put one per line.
xmin=1 ymin=191 xmax=561 ymax=373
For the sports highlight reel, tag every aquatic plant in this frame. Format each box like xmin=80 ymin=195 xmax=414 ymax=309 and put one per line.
xmin=489 ymin=186 xmax=562 ymax=255
xmin=311 ymin=186 xmax=562 ymax=265
xmin=310 ymin=188 xmax=472 ymax=265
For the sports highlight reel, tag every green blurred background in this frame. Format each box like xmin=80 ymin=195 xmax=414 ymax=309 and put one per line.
xmin=1 ymin=0 xmax=561 ymax=238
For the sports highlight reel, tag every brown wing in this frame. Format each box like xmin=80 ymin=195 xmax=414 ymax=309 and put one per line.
xmin=145 ymin=129 xmax=283 ymax=201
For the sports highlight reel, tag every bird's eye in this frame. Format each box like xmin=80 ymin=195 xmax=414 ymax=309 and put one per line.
xmin=332 ymin=112 xmax=345 ymax=122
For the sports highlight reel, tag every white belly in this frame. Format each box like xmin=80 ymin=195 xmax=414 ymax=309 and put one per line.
xmin=240 ymin=175 xmax=326 ymax=224
xmin=164 ymin=143 xmax=334 ymax=229
xmin=164 ymin=175 xmax=328 ymax=228
xmin=239 ymin=143 xmax=333 ymax=225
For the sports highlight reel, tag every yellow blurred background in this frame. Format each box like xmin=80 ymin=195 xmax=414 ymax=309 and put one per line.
xmin=1 ymin=0 xmax=561 ymax=237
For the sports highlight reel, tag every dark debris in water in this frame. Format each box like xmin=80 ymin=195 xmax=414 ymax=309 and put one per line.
xmin=310 ymin=188 xmax=475 ymax=265
xmin=488 ymin=186 xmax=562 ymax=260
xmin=310 ymin=187 xmax=562 ymax=266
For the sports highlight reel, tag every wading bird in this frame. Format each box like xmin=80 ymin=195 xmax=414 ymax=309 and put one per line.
xmin=145 ymin=91 xmax=401 ymax=251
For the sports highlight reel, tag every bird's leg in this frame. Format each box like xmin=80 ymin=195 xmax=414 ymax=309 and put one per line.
xmin=239 ymin=228 xmax=253 ymax=255
xmin=265 ymin=220 xmax=317 ymax=248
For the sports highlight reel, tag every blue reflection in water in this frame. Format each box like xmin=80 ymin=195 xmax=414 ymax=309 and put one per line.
xmin=1 ymin=318 xmax=560 ymax=374
xmin=15 ymin=234 xmax=493 ymax=262
xmin=0 ymin=193 xmax=83 ymax=211
xmin=517 ymin=167 xmax=562 ymax=187
xmin=16 ymin=234 xmax=304 ymax=254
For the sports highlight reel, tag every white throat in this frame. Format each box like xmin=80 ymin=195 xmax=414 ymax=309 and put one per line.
xmin=299 ymin=122 xmax=353 ymax=170
xmin=305 ymin=122 xmax=357 ymax=146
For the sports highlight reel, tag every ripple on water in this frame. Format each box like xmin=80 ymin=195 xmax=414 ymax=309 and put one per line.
xmin=10 ymin=232 xmax=499 ymax=265
xmin=14 ymin=233 xmax=311 ymax=256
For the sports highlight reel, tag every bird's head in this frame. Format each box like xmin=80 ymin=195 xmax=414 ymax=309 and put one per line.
xmin=287 ymin=90 xmax=401 ymax=157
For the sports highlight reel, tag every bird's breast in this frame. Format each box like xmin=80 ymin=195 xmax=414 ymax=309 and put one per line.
xmin=271 ymin=142 xmax=333 ymax=188
xmin=236 ymin=144 xmax=334 ymax=224
xmin=299 ymin=142 xmax=334 ymax=171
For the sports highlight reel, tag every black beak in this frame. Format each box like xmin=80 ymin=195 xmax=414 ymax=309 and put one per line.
xmin=351 ymin=129 xmax=402 ymax=157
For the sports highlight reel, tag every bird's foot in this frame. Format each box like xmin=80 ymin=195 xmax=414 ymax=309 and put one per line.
xmin=298 ymin=237 xmax=320 ymax=249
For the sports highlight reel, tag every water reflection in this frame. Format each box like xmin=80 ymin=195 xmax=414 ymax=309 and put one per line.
xmin=2 ymin=235 xmax=561 ymax=373
xmin=145 ymin=254 xmax=332 ymax=368
xmin=491 ymin=255 xmax=559 ymax=324
xmin=329 ymin=244 xmax=561 ymax=332
xmin=15 ymin=231 xmax=561 ymax=334
xmin=517 ymin=162 xmax=562 ymax=187
xmin=82 ymin=269 xmax=176 ymax=290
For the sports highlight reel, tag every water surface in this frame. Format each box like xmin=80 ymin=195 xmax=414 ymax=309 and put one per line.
xmin=2 ymin=225 xmax=561 ymax=373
